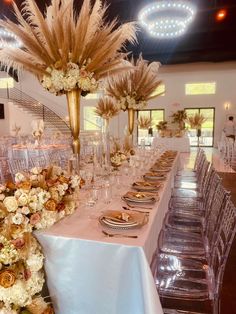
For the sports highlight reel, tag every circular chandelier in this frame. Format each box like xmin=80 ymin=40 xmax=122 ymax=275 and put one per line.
xmin=138 ymin=1 xmax=196 ymax=39
xmin=0 ymin=28 xmax=22 ymax=48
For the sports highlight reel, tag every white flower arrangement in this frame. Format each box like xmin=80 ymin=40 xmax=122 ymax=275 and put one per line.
xmin=41 ymin=62 xmax=99 ymax=95
xmin=117 ymin=95 xmax=147 ymax=111
xmin=0 ymin=236 xmax=18 ymax=265
xmin=111 ymin=151 xmax=128 ymax=167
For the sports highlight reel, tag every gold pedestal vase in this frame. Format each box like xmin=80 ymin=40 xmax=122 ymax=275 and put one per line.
xmin=66 ymin=89 xmax=81 ymax=173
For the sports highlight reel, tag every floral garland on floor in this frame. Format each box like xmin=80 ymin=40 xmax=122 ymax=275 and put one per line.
xmin=0 ymin=166 xmax=81 ymax=314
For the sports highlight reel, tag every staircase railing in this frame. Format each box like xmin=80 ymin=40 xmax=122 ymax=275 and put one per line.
xmin=0 ymin=86 xmax=70 ymax=133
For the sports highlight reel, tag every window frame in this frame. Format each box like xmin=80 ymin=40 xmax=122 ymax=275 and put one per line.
xmin=137 ymin=109 xmax=165 ymax=146
xmin=184 ymin=107 xmax=215 ymax=147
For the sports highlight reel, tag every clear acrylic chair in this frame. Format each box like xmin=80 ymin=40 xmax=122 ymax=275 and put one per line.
xmin=0 ymin=157 xmax=11 ymax=183
xmin=8 ymin=158 xmax=29 ymax=180
xmin=30 ymin=155 xmax=48 ymax=168
xmin=169 ymin=166 xmax=216 ymax=217
xmin=172 ymin=160 xmax=210 ymax=198
xmin=175 ymin=149 xmax=205 ymax=178
xmin=159 ymin=180 xmax=228 ymax=259
xmin=155 ymin=197 xmax=236 ymax=314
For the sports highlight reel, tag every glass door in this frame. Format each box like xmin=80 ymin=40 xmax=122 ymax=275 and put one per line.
xmin=137 ymin=109 xmax=164 ymax=146
xmin=185 ymin=108 xmax=215 ymax=147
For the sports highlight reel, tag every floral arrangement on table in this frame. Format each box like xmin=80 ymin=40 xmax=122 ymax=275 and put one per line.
xmin=0 ymin=0 xmax=137 ymax=159
xmin=0 ymin=0 xmax=137 ymax=97
xmin=170 ymin=110 xmax=187 ymax=130
xmin=94 ymin=97 xmax=120 ymax=121
xmin=110 ymin=151 xmax=128 ymax=168
xmin=0 ymin=166 xmax=81 ymax=313
xmin=110 ymin=136 xmax=135 ymax=167
xmin=12 ymin=124 xmax=21 ymax=137
xmin=138 ymin=116 xmax=152 ymax=130
xmin=156 ymin=121 xmax=168 ymax=131
xmin=31 ymin=120 xmax=44 ymax=146
xmin=106 ymin=55 xmax=161 ymax=112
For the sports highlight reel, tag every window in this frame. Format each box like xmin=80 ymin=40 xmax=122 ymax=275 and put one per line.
xmin=83 ymin=106 xmax=102 ymax=131
xmin=185 ymin=108 xmax=215 ymax=147
xmin=150 ymin=84 xmax=165 ymax=97
xmin=137 ymin=109 xmax=164 ymax=145
xmin=84 ymin=91 xmax=103 ymax=100
xmin=0 ymin=78 xmax=14 ymax=89
xmin=185 ymin=82 xmax=216 ymax=95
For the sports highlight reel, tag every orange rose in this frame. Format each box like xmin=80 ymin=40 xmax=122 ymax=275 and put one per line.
xmin=45 ymin=199 xmax=57 ymax=211
xmin=58 ymin=176 xmax=69 ymax=184
xmin=18 ymin=181 xmax=32 ymax=190
xmin=0 ymin=269 xmax=16 ymax=288
xmin=10 ymin=224 xmax=24 ymax=238
xmin=42 ymin=307 xmax=54 ymax=314
xmin=56 ymin=202 xmax=65 ymax=212
xmin=5 ymin=182 xmax=16 ymax=190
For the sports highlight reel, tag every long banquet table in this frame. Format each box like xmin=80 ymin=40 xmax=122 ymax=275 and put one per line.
xmin=153 ymin=137 xmax=190 ymax=153
xmin=36 ymin=153 xmax=180 ymax=314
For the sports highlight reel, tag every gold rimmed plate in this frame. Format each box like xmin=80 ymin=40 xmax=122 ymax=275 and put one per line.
xmin=143 ymin=172 xmax=166 ymax=181
xmin=99 ymin=210 xmax=148 ymax=230
xmin=132 ymin=181 xmax=162 ymax=192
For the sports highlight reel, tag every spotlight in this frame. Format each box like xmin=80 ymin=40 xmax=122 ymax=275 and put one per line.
xmin=216 ymin=9 xmax=227 ymax=22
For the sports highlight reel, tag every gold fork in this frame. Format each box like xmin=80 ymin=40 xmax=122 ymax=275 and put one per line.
xmin=102 ymin=230 xmax=138 ymax=239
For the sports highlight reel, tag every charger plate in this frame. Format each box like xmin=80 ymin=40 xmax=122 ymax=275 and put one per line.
xmin=132 ymin=181 xmax=162 ymax=192
xmin=122 ymin=191 xmax=157 ymax=203
xmin=99 ymin=210 xmax=148 ymax=229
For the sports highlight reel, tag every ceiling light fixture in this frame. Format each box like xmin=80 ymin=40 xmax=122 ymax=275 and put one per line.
xmin=0 ymin=28 xmax=22 ymax=49
xmin=138 ymin=1 xmax=196 ymax=39
xmin=216 ymin=9 xmax=227 ymax=22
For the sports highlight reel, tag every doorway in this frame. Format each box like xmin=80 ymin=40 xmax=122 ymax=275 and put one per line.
xmin=185 ymin=108 xmax=215 ymax=147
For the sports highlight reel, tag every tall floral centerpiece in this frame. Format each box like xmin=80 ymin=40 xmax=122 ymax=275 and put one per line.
xmin=0 ymin=0 xmax=137 ymax=169
xmin=171 ymin=110 xmax=187 ymax=130
xmin=186 ymin=113 xmax=207 ymax=138
xmin=106 ymin=55 xmax=162 ymax=142
xmin=94 ymin=97 xmax=120 ymax=167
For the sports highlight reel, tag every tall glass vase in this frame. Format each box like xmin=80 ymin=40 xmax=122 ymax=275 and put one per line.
xmin=66 ymin=89 xmax=81 ymax=174
xmin=102 ymin=118 xmax=111 ymax=169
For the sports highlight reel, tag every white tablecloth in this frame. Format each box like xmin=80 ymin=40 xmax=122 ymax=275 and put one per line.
xmin=153 ymin=137 xmax=190 ymax=152
xmin=36 ymin=154 xmax=180 ymax=314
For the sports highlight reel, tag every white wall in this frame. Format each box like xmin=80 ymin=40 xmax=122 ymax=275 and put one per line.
xmin=114 ymin=61 xmax=236 ymax=146
xmin=1 ymin=61 xmax=236 ymax=146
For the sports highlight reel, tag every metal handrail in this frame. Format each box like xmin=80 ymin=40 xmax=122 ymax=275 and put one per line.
xmin=0 ymin=86 xmax=70 ymax=132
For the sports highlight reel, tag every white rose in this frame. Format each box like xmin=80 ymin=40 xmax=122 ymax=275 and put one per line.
xmin=38 ymin=191 xmax=50 ymax=204
xmin=70 ymin=175 xmax=81 ymax=188
xmin=0 ymin=194 xmax=5 ymax=201
xmin=26 ymin=253 xmax=44 ymax=271
xmin=18 ymin=206 xmax=30 ymax=215
xmin=15 ymin=172 xmax=26 ymax=183
xmin=0 ymin=185 xmax=6 ymax=193
xmin=31 ymin=167 xmax=42 ymax=175
xmin=18 ymin=193 xmax=28 ymax=206
xmin=3 ymin=196 xmax=18 ymax=212
xmin=12 ymin=213 xmax=24 ymax=225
